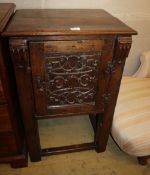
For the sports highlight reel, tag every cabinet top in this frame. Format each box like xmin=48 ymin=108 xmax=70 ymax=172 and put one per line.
xmin=0 ymin=3 xmax=15 ymax=34
xmin=3 ymin=9 xmax=137 ymax=36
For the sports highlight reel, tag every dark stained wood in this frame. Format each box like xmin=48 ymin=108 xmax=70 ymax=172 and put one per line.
xmin=0 ymin=77 xmax=6 ymax=103
xmin=44 ymin=40 xmax=104 ymax=53
xmin=95 ymin=36 xmax=132 ymax=152
xmin=0 ymin=3 xmax=27 ymax=168
xmin=138 ymin=156 xmax=150 ymax=165
xmin=0 ymin=3 xmax=15 ymax=33
xmin=10 ymin=158 xmax=28 ymax=168
xmin=35 ymin=107 xmax=100 ymax=119
xmin=0 ymin=3 xmax=15 ymax=104
xmin=89 ymin=114 xmax=103 ymax=134
xmin=0 ymin=104 xmax=12 ymax=132
xmin=10 ymin=145 xmax=28 ymax=168
xmin=3 ymin=9 xmax=137 ymax=36
xmin=41 ymin=142 xmax=96 ymax=156
xmin=0 ymin=143 xmax=28 ymax=168
xmin=0 ymin=134 xmax=18 ymax=156
xmin=9 ymin=39 xmax=41 ymax=162
xmin=89 ymin=114 xmax=97 ymax=133
xmin=4 ymin=9 xmax=137 ymax=162
xmin=29 ymin=38 xmax=114 ymax=117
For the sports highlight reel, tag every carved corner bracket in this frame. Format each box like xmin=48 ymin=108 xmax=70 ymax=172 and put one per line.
xmin=103 ymin=36 xmax=132 ymax=108
xmin=9 ymin=39 xmax=30 ymax=73
xmin=106 ymin=36 xmax=132 ymax=74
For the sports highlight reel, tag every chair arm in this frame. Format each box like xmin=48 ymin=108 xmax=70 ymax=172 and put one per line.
xmin=133 ymin=51 xmax=150 ymax=78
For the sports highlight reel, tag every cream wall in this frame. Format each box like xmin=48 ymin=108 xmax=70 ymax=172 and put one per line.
xmin=1 ymin=0 xmax=150 ymax=75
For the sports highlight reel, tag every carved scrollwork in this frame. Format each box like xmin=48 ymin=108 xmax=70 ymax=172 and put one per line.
xmin=44 ymin=52 xmax=101 ymax=106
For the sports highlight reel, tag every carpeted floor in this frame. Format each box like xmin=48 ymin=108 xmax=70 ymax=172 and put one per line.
xmin=0 ymin=115 xmax=149 ymax=175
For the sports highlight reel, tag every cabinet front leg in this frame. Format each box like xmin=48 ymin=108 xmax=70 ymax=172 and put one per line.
xmin=9 ymin=39 xmax=41 ymax=161
xmin=95 ymin=36 xmax=132 ymax=152
xmin=26 ymin=123 xmax=41 ymax=162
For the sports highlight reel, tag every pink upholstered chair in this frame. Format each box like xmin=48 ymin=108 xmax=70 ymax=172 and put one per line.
xmin=111 ymin=51 xmax=150 ymax=165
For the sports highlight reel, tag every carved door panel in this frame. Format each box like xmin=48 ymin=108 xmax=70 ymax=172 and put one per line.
xmin=29 ymin=39 xmax=114 ymax=117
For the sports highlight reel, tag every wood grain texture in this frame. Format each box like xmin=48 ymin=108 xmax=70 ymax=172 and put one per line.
xmin=95 ymin=36 xmax=132 ymax=152
xmin=41 ymin=143 xmax=96 ymax=156
xmin=7 ymin=9 xmax=137 ymax=162
xmin=0 ymin=3 xmax=15 ymax=33
xmin=0 ymin=3 xmax=27 ymax=168
xmin=9 ymin=39 xmax=41 ymax=162
xmin=0 ymin=77 xmax=6 ymax=103
xmin=0 ymin=134 xmax=18 ymax=157
xmin=0 ymin=104 xmax=12 ymax=132
xmin=3 ymin=9 xmax=137 ymax=36
xmin=29 ymin=39 xmax=107 ymax=116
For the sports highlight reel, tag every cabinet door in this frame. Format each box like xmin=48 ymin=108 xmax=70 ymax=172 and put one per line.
xmin=29 ymin=39 xmax=114 ymax=117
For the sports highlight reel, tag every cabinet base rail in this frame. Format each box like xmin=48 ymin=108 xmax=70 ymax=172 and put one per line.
xmin=41 ymin=142 xmax=96 ymax=156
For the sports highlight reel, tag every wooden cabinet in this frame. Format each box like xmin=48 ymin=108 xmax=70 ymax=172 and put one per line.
xmin=3 ymin=9 xmax=137 ymax=162
xmin=0 ymin=3 xmax=27 ymax=168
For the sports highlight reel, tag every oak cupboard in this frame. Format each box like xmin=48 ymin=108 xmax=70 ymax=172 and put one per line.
xmin=3 ymin=9 xmax=137 ymax=162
